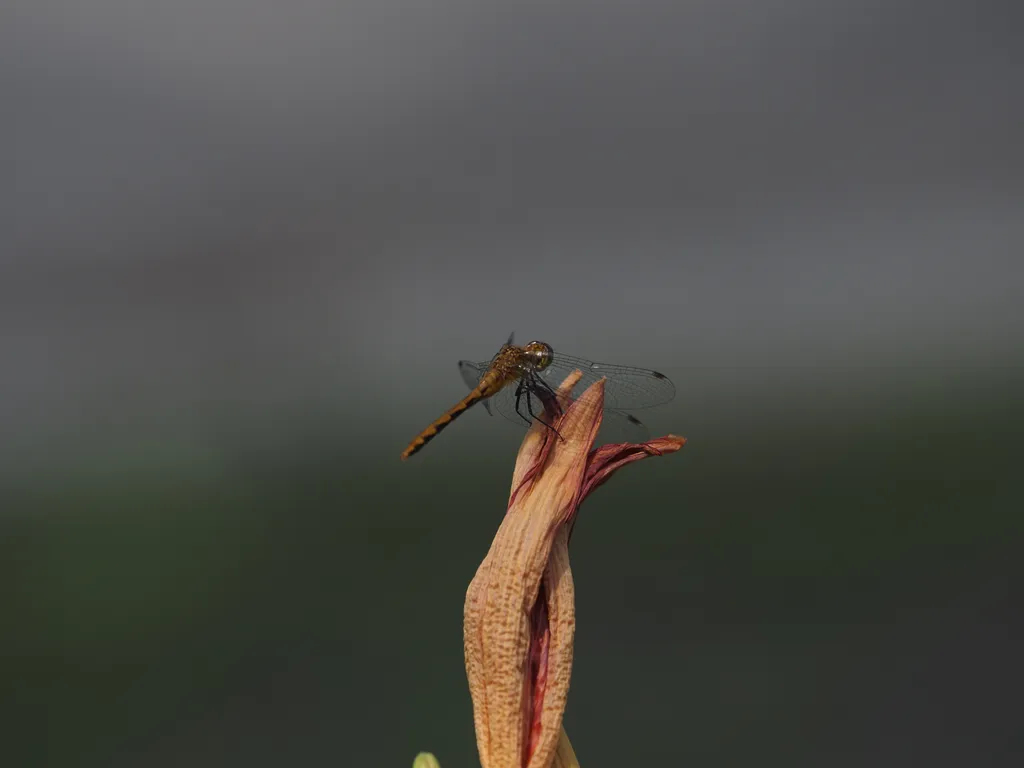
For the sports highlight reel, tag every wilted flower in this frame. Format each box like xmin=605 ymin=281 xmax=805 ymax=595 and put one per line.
xmin=463 ymin=371 xmax=685 ymax=768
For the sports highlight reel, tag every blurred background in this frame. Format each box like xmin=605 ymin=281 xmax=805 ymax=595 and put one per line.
xmin=3 ymin=1 xmax=1022 ymax=765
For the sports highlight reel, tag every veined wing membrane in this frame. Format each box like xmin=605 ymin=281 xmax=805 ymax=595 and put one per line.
xmin=474 ymin=376 xmax=649 ymax=441
xmin=458 ymin=360 xmax=495 ymax=415
xmin=536 ymin=353 xmax=675 ymax=411
xmin=458 ymin=353 xmax=669 ymax=435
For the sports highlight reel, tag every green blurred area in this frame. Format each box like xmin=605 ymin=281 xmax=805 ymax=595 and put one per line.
xmin=2 ymin=368 xmax=1021 ymax=767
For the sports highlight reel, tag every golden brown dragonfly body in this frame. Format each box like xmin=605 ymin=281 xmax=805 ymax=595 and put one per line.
xmin=401 ymin=340 xmax=555 ymax=460
xmin=400 ymin=333 xmax=675 ymax=460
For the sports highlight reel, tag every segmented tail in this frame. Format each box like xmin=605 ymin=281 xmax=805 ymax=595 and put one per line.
xmin=400 ymin=389 xmax=485 ymax=460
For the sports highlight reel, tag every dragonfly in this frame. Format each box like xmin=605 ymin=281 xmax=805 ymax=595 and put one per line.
xmin=400 ymin=333 xmax=675 ymax=460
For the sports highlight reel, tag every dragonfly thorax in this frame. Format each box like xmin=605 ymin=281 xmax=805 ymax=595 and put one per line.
xmin=522 ymin=341 xmax=554 ymax=371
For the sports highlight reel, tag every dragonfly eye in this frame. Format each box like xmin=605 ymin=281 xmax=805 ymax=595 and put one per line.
xmin=524 ymin=341 xmax=554 ymax=370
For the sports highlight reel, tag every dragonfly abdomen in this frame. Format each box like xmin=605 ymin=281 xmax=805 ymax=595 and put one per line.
xmin=400 ymin=372 xmax=511 ymax=460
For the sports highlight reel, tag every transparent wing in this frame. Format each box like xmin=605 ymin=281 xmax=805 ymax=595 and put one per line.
xmin=479 ymin=380 xmax=649 ymax=440
xmin=461 ymin=356 xmax=659 ymax=443
xmin=535 ymin=353 xmax=675 ymax=410
xmin=458 ymin=360 xmax=485 ymax=389
xmin=596 ymin=407 xmax=651 ymax=444
xmin=458 ymin=360 xmax=495 ymax=415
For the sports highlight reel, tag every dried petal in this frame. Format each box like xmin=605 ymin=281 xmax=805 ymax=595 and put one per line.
xmin=465 ymin=372 xmax=684 ymax=768
xmin=508 ymin=370 xmax=585 ymax=508
xmin=579 ymin=434 xmax=687 ymax=506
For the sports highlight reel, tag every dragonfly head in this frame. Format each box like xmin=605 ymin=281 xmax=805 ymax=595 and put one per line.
xmin=523 ymin=341 xmax=554 ymax=371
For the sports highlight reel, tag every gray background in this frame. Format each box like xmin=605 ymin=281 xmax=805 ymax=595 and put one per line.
xmin=3 ymin=2 xmax=1021 ymax=766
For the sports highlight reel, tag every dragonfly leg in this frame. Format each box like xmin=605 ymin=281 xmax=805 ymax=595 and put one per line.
xmin=533 ymin=376 xmax=566 ymax=422
xmin=526 ymin=386 xmax=564 ymax=441
xmin=512 ymin=379 xmax=532 ymax=426
xmin=532 ymin=374 xmax=563 ymax=413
